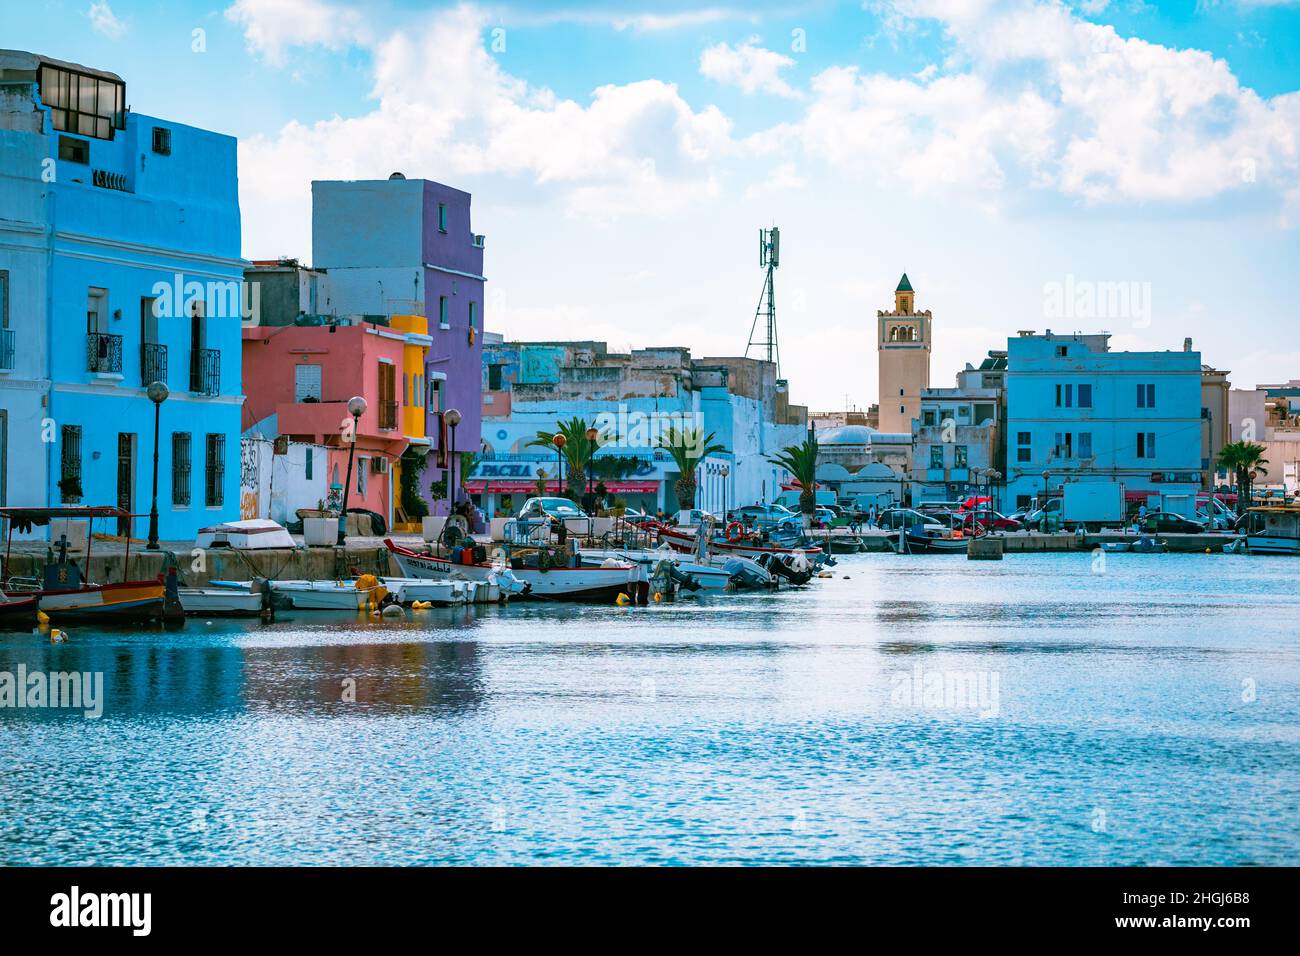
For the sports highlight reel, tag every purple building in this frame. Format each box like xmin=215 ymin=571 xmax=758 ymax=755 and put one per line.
xmin=312 ymin=174 xmax=486 ymax=511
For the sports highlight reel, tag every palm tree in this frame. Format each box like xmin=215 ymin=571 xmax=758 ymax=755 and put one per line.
xmin=657 ymin=426 xmax=726 ymax=511
xmin=768 ymin=436 xmax=820 ymax=525
xmin=527 ymin=417 xmax=602 ymax=498
xmin=1217 ymin=440 xmax=1269 ymax=514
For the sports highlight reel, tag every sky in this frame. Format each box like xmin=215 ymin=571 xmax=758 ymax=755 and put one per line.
xmin=4 ymin=0 xmax=1300 ymax=413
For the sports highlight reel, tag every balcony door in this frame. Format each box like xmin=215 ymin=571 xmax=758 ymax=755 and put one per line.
xmin=117 ymin=432 xmax=136 ymax=537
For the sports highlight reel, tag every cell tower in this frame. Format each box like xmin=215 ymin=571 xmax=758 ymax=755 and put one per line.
xmin=745 ymin=226 xmax=780 ymax=375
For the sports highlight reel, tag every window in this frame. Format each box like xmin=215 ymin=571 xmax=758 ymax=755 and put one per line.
xmin=58 ymin=136 xmax=89 ymax=164
xmin=428 ymin=378 xmax=443 ymax=412
xmin=438 ymin=203 xmax=448 ymax=232
xmin=954 ymin=445 xmax=968 ymax=468
xmin=488 ymin=364 xmax=503 ymax=390
xmin=86 ymin=287 xmax=107 ymax=332
xmin=205 ymin=433 xmax=225 ymax=506
xmin=402 ymin=372 xmax=409 ymax=406
xmin=1053 ymin=432 xmax=1073 ymax=458
xmin=1056 ymin=345 xmax=1068 ymax=357
xmin=1078 ymin=383 xmax=1092 ymax=408
xmin=1017 ymin=431 xmax=1031 ymax=464
xmin=439 ymin=296 xmax=449 ymax=329
xmin=39 ymin=63 xmax=125 ymax=140
xmin=973 ymin=403 xmax=995 ymax=424
xmin=899 ymin=404 xmax=905 ymax=415
xmin=304 ymin=447 xmax=313 ymax=481
xmin=929 ymin=445 xmax=944 ymax=469
xmin=357 ymin=461 xmax=368 ymax=497
xmin=1078 ymin=432 xmax=1092 ymax=458
xmin=294 ymin=363 xmax=322 ymax=402
xmin=151 ymin=126 xmax=171 ymax=155
xmin=0 ymin=269 xmax=8 ymax=328
xmin=1055 ymin=384 xmax=1073 ymax=408
xmin=922 ymin=409 xmax=937 ymax=427
xmin=1136 ymin=431 xmax=1156 ymax=459
xmin=469 ymin=301 xmax=477 ymax=332
xmin=1137 ymin=383 xmax=1155 ymax=408
xmin=171 ymin=432 xmax=191 ymax=506
xmin=60 ymin=425 xmax=83 ymax=502
xmin=378 ymin=362 xmax=397 ymax=429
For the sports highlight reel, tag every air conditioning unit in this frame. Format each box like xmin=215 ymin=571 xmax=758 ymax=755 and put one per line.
xmin=370 ymin=457 xmax=390 ymax=475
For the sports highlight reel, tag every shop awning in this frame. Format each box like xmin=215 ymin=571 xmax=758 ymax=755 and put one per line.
xmin=464 ymin=480 xmax=660 ymax=494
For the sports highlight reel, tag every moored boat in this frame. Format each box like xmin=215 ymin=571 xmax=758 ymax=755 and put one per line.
xmin=269 ymin=579 xmax=385 ymax=611
xmin=1241 ymin=506 xmax=1300 ymax=555
xmin=0 ymin=593 xmax=39 ymax=629
xmin=179 ymin=586 xmax=268 ymax=617
xmin=892 ymin=529 xmax=970 ymax=555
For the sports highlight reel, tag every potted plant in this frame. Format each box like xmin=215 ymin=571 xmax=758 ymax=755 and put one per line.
xmin=58 ymin=476 xmax=83 ymax=503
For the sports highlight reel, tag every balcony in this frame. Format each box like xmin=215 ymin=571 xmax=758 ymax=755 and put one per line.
xmin=190 ymin=348 xmax=220 ymax=396
xmin=141 ymin=342 xmax=167 ymax=387
xmin=0 ymin=328 xmax=14 ymax=371
xmin=378 ymin=400 xmax=399 ymax=431
xmin=87 ymin=332 xmax=123 ymax=374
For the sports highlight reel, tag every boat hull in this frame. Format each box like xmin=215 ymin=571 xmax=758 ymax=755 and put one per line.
xmin=655 ymin=526 xmax=824 ymax=562
xmin=270 ymin=581 xmax=382 ymax=611
xmin=385 ymin=539 xmax=632 ymax=601
xmin=0 ymin=595 xmax=39 ymax=629
xmin=894 ymin=532 xmax=969 ymax=555
xmin=7 ymin=580 xmax=165 ymax=622
xmin=1245 ymin=534 xmax=1300 ymax=555
xmin=179 ymin=588 xmax=266 ymax=616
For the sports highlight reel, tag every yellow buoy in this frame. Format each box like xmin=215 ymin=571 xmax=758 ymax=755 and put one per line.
xmin=653 ymin=592 xmax=662 ymax=602
xmin=616 ymin=592 xmax=630 ymax=606
xmin=37 ymin=610 xmax=49 ymax=625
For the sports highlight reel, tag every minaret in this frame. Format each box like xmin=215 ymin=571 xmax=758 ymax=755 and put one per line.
xmin=877 ymin=273 xmax=932 ymax=434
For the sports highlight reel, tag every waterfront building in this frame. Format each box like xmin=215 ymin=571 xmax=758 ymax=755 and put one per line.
xmin=1004 ymin=331 xmax=1203 ymax=509
xmin=312 ymin=174 xmax=485 ymax=515
xmin=1200 ymin=360 xmax=1230 ymax=491
xmin=812 ymin=425 xmax=910 ymax=507
xmin=241 ymin=314 xmax=432 ymax=529
xmin=477 ymin=338 xmax=807 ymax=516
xmin=876 ymin=274 xmax=932 ymax=436
xmin=1228 ymin=382 xmax=1300 ymax=495
xmin=0 ymin=50 xmax=244 ymax=538
xmin=912 ymin=351 xmax=1007 ymax=507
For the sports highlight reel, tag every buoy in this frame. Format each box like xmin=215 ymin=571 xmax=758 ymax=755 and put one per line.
xmin=50 ymin=628 xmax=66 ymax=644
xmin=412 ymin=600 xmax=431 ymax=609
xmin=382 ymin=604 xmax=404 ymax=618
xmin=653 ymin=591 xmax=662 ymax=602
xmin=36 ymin=610 xmax=49 ymax=625
xmin=616 ymin=592 xmax=630 ymax=606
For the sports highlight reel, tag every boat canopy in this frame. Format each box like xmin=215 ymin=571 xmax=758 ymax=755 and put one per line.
xmin=0 ymin=506 xmax=129 ymax=533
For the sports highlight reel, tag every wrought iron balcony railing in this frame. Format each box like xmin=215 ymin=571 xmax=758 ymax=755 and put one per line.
xmin=141 ymin=342 xmax=167 ymax=387
xmin=190 ymin=347 xmax=220 ymax=396
xmin=87 ymin=331 xmax=123 ymax=374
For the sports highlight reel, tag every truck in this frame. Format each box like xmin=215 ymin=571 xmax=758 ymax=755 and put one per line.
xmin=1147 ymin=493 xmax=1198 ymax=522
xmin=1061 ymin=482 xmax=1126 ymax=531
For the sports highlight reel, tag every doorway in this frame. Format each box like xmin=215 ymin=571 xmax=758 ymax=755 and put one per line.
xmin=117 ymin=432 xmax=136 ymax=537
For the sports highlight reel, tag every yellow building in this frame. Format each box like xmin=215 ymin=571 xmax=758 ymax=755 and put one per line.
xmin=389 ymin=313 xmax=432 ymax=530
xmin=877 ymin=273 xmax=932 ymax=435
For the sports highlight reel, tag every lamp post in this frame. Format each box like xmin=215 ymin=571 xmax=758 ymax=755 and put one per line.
xmin=720 ymin=464 xmax=729 ymax=521
xmin=1041 ymin=469 xmax=1051 ymax=531
xmin=584 ymin=425 xmax=598 ymax=509
xmin=145 ymin=381 xmax=168 ymax=550
xmin=337 ymin=395 xmax=368 ymax=545
xmin=985 ymin=468 xmax=1002 ymax=514
xmin=552 ymin=433 xmax=567 ymax=496
xmin=445 ymin=407 xmax=462 ymax=513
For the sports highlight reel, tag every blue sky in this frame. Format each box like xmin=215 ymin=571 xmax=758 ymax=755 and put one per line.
xmin=5 ymin=0 xmax=1300 ymax=413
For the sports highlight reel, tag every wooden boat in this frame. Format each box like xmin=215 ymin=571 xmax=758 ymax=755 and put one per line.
xmin=269 ymin=580 xmax=385 ymax=611
xmin=385 ymin=539 xmax=634 ymax=602
xmin=653 ymin=524 xmax=826 ymax=563
xmin=892 ymin=529 xmax=970 ymax=555
xmin=1 ymin=506 xmax=168 ymax=623
xmin=179 ymin=587 xmax=267 ymax=617
xmin=0 ymin=593 xmax=39 ymax=629
xmin=1242 ymin=506 xmax=1300 ymax=555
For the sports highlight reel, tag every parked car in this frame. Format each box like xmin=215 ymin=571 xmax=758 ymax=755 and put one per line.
xmin=517 ymin=497 xmax=588 ymax=522
xmin=916 ymin=501 xmax=964 ymax=515
xmin=732 ymin=503 xmax=797 ymax=527
xmin=959 ymin=509 xmax=1024 ymax=532
xmin=1138 ymin=511 xmax=1206 ymax=535
xmin=876 ymin=508 xmax=946 ymax=533
xmin=621 ymin=508 xmax=657 ymax=526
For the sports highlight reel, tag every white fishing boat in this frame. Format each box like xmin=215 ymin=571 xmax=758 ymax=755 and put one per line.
xmin=1242 ymin=506 xmax=1300 ymax=555
xmin=179 ymin=586 xmax=267 ymax=616
xmin=654 ymin=523 xmax=825 ymax=563
xmin=577 ymin=547 xmax=733 ymax=591
xmin=269 ymin=579 xmax=384 ymax=611
xmin=385 ymin=539 xmax=635 ymax=601
xmin=383 ymin=577 xmax=472 ymax=606
xmin=195 ymin=518 xmax=296 ymax=550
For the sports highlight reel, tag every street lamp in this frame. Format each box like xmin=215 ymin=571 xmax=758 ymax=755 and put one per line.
xmin=584 ymin=425 xmax=598 ymax=507
xmin=552 ymin=432 xmax=567 ymax=496
xmin=338 ymin=395 xmax=368 ymax=544
xmin=985 ymin=468 xmax=1002 ymax=513
xmin=145 ymin=381 xmax=168 ymax=550
xmin=720 ymin=464 xmax=730 ymax=521
xmin=445 ymin=407 xmax=462 ymax=512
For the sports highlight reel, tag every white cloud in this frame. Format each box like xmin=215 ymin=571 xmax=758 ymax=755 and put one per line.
xmin=87 ymin=1 xmax=126 ymax=39
xmin=224 ymin=0 xmax=368 ymax=65
xmin=787 ymin=0 xmax=1300 ymax=213
xmin=700 ymin=38 xmax=799 ymax=98
xmin=238 ymin=4 xmax=734 ymax=254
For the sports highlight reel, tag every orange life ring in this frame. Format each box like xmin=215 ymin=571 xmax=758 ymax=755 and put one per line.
xmin=726 ymin=521 xmax=745 ymax=542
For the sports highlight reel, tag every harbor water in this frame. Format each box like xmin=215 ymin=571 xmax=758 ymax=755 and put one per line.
xmin=2 ymin=552 xmax=1297 ymax=866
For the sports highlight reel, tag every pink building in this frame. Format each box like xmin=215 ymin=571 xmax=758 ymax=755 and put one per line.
xmin=242 ymin=316 xmax=432 ymax=528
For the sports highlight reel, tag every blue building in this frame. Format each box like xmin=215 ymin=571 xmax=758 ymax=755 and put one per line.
xmin=0 ymin=50 xmax=245 ymax=538
xmin=1004 ymin=331 xmax=1203 ymax=509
